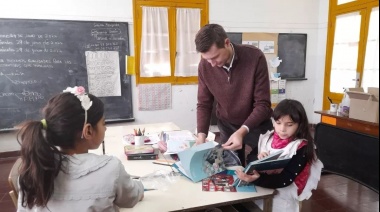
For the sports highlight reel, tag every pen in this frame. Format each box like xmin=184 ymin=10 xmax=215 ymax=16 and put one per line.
xmin=327 ymin=97 xmax=333 ymax=104
xmin=152 ymin=161 xmax=173 ymax=166
xmin=144 ymin=188 xmax=157 ymax=191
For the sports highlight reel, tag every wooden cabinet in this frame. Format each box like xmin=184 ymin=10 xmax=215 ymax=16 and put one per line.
xmin=315 ymin=111 xmax=379 ymax=137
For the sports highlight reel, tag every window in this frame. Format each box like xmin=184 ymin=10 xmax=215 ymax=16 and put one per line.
xmin=133 ymin=0 xmax=209 ymax=85
xmin=323 ymin=0 xmax=379 ymax=109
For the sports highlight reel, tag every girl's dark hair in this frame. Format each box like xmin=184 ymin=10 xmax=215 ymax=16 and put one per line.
xmin=17 ymin=92 xmax=104 ymax=209
xmin=273 ymin=99 xmax=316 ymax=163
xmin=195 ymin=23 xmax=228 ymax=53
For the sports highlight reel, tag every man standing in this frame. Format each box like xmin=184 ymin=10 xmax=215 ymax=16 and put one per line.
xmin=195 ymin=24 xmax=273 ymax=165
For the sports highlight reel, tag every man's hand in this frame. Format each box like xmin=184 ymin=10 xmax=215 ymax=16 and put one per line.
xmin=195 ymin=133 xmax=207 ymax=146
xmin=221 ymin=127 xmax=248 ymax=151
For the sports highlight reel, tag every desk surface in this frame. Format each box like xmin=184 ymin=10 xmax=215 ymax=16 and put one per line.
xmin=315 ymin=110 xmax=379 ymax=137
xmin=91 ymin=122 xmax=274 ymax=212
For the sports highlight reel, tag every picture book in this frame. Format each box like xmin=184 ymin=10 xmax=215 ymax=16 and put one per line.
xmin=124 ymin=145 xmax=155 ymax=155
xmin=172 ymin=141 xmax=225 ymax=182
xmin=202 ymin=170 xmax=256 ymax=192
xmin=127 ymin=149 xmax=159 ymax=160
xmin=233 ymin=150 xmax=291 ymax=187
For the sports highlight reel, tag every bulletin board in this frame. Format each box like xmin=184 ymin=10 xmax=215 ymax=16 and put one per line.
xmin=226 ymin=32 xmax=307 ymax=80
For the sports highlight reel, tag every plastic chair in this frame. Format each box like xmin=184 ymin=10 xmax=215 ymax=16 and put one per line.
xmin=8 ymin=158 xmax=22 ymax=208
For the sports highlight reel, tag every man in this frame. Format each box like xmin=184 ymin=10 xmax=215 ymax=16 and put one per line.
xmin=195 ymin=24 xmax=273 ymax=165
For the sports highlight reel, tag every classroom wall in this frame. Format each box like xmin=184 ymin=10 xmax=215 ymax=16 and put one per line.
xmin=0 ymin=0 xmax=328 ymax=152
xmin=209 ymin=0 xmax=329 ymax=124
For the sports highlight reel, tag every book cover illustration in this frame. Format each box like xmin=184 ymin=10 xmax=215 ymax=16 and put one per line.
xmin=202 ymin=144 xmax=225 ymax=176
xmin=173 ymin=141 xmax=226 ymax=182
xmin=124 ymin=145 xmax=154 ymax=155
xmin=202 ymin=173 xmax=237 ymax=192
xmin=202 ymin=170 xmax=256 ymax=192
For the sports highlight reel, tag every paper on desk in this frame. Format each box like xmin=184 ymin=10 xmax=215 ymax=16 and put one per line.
xmin=163 ymin=130 xmax=196 ymax=155
xmin=144 ymin=133 xmax=160 ymax=144
xmin=122 ymin=133 xmax=160 ymax=145
xmin=164 ymin=140 xmax=193 ymax=155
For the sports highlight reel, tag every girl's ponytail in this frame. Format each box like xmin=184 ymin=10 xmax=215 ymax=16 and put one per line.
xmin=17 ymin=120 xmax=63 ymax=208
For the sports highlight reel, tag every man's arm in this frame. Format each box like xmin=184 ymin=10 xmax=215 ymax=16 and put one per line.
xmin=196 ymin=62 xmax=214 ymax=143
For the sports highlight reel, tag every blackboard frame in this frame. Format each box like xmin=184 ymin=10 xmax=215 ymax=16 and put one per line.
xmin=0 ymin=18 xmax=134 ymax=131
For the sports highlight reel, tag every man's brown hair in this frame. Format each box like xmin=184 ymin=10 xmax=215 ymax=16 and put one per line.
xmin=195 ymin=24 xmax=228 ymax=53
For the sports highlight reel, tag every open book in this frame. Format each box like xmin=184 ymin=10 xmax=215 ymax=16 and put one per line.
xmin=233 ymin=150 xmax=291 ymax=187
xmin=172 ymin=141 xmax=225 ymax=182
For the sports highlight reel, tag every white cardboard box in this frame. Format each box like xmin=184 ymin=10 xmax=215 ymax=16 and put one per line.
xmin=347 ymin=87 xmax=379 ymax=123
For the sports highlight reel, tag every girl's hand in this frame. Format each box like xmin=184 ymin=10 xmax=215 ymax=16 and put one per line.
xmin=235 ymin=169 xmax=260 ymax=183
xmin=157 ymin=141 xmax=167 ymax=153
xmin=257 ymin=152 xmax=269 ymax=159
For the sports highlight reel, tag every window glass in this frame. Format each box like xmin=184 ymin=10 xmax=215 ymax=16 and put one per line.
xmin=330 ymin=12 xmax=361 ymax=92
xmin=337 ymin=0 xmax=356 ymax=5
xmin=362 ymin=7 xmax=379 ymax=91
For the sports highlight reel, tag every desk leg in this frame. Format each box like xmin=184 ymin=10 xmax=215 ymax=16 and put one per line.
xmin=262 ymin=197 xmax=273 ymax=212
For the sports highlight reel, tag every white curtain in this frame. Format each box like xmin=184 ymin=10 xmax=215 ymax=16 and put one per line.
xmin=140 ymin=7 xmax=170 ymax=77
xmin=174 ymin=8 xmax=201 ymax=77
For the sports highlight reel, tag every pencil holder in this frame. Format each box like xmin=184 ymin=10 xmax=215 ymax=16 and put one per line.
xmin=134 ymin=136 xmax=145 ymax=146
xmin=330 ymin=103 xmax=338 ymax=113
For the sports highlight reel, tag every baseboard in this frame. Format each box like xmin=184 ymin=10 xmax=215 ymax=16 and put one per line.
xmin=0 ymin=150 xmax=20 ymax=159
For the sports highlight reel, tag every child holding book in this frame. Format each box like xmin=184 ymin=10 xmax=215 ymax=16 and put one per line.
xmin=17 ymin=86 xmax=144 ymax=211
xmin=235 ymin=99 xmax=323 ymax=211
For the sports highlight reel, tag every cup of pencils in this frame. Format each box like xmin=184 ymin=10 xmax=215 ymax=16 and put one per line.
xmin=134 ymin=128 xmax=145 ymax=146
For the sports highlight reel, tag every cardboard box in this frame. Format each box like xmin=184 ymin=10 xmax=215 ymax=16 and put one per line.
xmin=347 ymin=87 xmax=379 ymax=123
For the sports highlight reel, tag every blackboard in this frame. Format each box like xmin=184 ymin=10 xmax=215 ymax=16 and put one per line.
xmin=277 ymin=33 xmax=307 ymax=80
xmin=0 ymin=19 xmax=134 ymax=131
xmin=226 ymin=33 xmax=242 ymax=45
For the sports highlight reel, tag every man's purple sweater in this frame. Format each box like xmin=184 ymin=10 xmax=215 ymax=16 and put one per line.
xmin=197 ymin=44 xmax=272 ymax=135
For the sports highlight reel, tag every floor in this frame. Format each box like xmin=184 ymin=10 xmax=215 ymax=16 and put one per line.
xmin=1 ymin=156 xmax=378 ymax=212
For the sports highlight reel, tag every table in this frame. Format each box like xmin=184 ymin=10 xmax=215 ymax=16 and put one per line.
xmin=91 ymin=122 xmax=275 ymax=212
xmin=315 ymin=110 xmax=379 ymax=137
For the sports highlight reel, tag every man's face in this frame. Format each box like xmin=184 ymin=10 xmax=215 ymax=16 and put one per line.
xmin=200 ymin=40 xmax=230 ymax=67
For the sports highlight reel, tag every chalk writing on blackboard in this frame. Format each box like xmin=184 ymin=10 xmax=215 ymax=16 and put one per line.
xmin=0 ymin=19 xmax=133 ymax=130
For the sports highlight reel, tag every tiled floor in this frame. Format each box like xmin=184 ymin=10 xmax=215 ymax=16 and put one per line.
xmin=0 ymin=156 xmax=378 ymax=212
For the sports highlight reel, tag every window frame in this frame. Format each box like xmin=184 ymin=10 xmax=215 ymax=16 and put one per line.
xmin=323 ymin=0 xmax=379 ymax=110
xmin=133 ymin=0 xmax=209 ymax=85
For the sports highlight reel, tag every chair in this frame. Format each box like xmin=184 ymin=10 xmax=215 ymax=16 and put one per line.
xmin=8 ymin=158 xmax=22 ymax=208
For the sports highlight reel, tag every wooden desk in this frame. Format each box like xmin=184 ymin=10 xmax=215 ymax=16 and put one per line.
xmin=91 ymin=122 xmax=275 ymax=212
xmin=315 ymin=110 xmax=379 ymax=137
